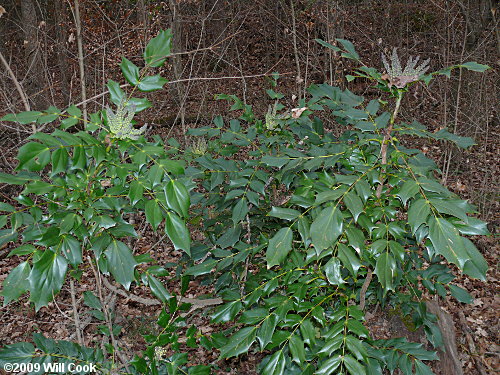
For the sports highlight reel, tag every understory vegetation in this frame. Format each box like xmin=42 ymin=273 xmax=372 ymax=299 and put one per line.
xmin=0 ymin=30 xmax=491 ymax=375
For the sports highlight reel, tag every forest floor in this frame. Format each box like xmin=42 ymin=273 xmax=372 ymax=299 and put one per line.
xmin=0 ymin=1 xmax=499 ymax=374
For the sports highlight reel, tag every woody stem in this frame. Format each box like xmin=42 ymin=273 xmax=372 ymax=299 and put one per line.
xmin=376 ymin=91 xmax=403 ymax=198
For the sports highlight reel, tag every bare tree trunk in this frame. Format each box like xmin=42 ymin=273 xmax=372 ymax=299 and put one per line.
xmin=21 ymin=0 xmax=47 ymax=110
xmin=54 ymin=0 xmax=71 ymax=105
xmin=168 ymin=0 xmax=186 ymax=137
xmin=72 ymin=0 xmax=88 ymax=124
xmin=137 ymin=0 xmax=149 ymax=43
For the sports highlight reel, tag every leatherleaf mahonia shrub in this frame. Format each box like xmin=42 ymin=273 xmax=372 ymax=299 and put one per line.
xmin=0 ymin=32 xmax=491 ymax=375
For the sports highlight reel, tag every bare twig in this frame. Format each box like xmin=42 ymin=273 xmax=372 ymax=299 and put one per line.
xmin=0 ymin=50 xmax=35 ymax=133
xmin=70 ymin=278 xmax=84 ymax=346
xmin=70 ymin=0 xmax=88 ymax=124
xmin=73 ymin=72 xmax=292 ymax=108
xmin=359 ymin=269 xmax=373 ymax=311
xmin=101 ymin=276 xmax=222 ymax=309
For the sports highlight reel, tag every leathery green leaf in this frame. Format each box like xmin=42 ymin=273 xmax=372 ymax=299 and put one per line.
xmin=261 ymin=350 xmax=285 ymax=375
xmin=1 ymin=261 xmax=30 ymax=306
xmin=218 ymin=327 xmax=256 ymax=359
xmin=146 ymin=274 xmax=171 ymax=303
xmin=408 ymin=199 xmax=430 ymax=234
xmin=462 ymin=238 xmax=487 ymax=280
xmin=268 ymin=207 xmax=301 ymax=221
xmin=211 ymin=301 xmax=243 ymax=323
xmin=316 ymin=355 xmax=342 ymax=375
xmin=105 ymin=240 xmax=138 ymax=290
xmin=344 ymin=190 xmax=363 ymax=221
xmin=338 ymin=243 xmax=361 ymax=277
xmin=428 ymin=217 xmax=467 ymax=268
xmin=325 ymin=257 xmax=345 ymax=285
xmin=164 ymin=211 xmax=191 ymax=256
xmin=310 ymin=205 xmax=343 ymax=253
xmin=145 ymin=199 xmax=163 ymax=230
xmin=28 ymin=250 xmax=68 ymax=311
xmin=257 ymin=314 xmax=279 ymax=351
xmin=374 ymin=252 xmax=396 ymax=294
xmin=266 ymin=227 xmax=293 ymax=268
xmin=397 ymin=180 xmax=419 ymax=206
xmin=144 ymin=29 xmax=172 ymax=67
xmin=449 ymin=284 xmax=473 ymax=304
xmin=232 ymin=197 xmax=249 ymax=225
xmin=289 ymin=334 xmax=306 ymax=365
xmin=165 ymin=179 xmax=190 ymax=218
xmin=343 ymin=354 xmax=366 ymax=375
xmin=128 ymin=180 xmax=144 ymax=206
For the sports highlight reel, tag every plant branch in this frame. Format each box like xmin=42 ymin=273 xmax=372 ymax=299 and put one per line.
xmin=376 ymin=91 xmax=403 ymax=198
xmin=0 ymin=50 xmax=35 ymax=133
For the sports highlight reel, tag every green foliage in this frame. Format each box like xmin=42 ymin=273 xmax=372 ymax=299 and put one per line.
xmin=0 ymin=33 xmax=490 ymax=375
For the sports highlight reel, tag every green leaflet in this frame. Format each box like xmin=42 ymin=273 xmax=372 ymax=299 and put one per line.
xmin=408 ymin=199 xmax=430 ymax=234
xmin=28 ymin=250 xmax=68 ymax=311
xmin=344 ymin=190 xmax=363 ymax=222
xmin=310 ymin=205 xmax=343 ymax=254
xmin=218 ymin=327 xmax=256 ymax=359
xmin=261 ymin=350 xmax=285 ymax=375
xmin=1 ymin=261 xmax=31 ymax=306
xmin=266 ymin=227 xmax=293 ymax=268
xmin=428 ymin=217 xmax=468 ymax=268
xmin=164 ymin=211 xmax=191 ymax=255
xmin=105 ymin=240 xmax=138 ymax=290
xmin=375 ymin=252 xmax=397 ymax=294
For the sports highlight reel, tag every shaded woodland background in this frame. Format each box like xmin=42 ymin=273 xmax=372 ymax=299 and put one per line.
xmin=0 ymin=0 xmax=498 ymax=374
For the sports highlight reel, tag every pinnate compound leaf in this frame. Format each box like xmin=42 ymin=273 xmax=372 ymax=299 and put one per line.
xmin=28 ymin=250 xmax=68 ymax=311
xmin=1 ymin=261 xmax=30 ymax=306
xmin=164 ymin=211 xmax=191 ymax=256
xmin=266 ymin=227 xmax=293 ymax=268
xmin=310 ymin=205 xmax=343 ymax=253
xmin=105 ymin=240 xmax=138 ymax=290
xmin=218 ymin=327 xmax=256 ymax=359
xmin=261 ymin=350 xmax=285 ymax=375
